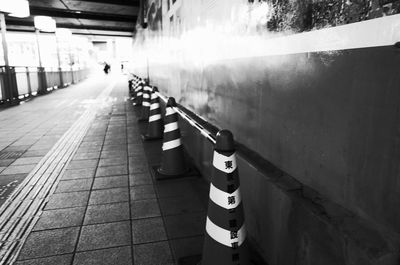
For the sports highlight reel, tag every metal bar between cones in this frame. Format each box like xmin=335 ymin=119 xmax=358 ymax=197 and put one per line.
xmin=155 ymin=91 xmax=216 ymax=144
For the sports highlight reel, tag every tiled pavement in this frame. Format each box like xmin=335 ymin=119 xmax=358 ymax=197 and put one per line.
xmin=0 ymin=73 xmax=119 ymax=206
xmin=5 ymin=75 xmax=209 ymax=264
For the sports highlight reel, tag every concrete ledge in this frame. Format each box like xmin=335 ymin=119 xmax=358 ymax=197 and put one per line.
xmin=177 ymin=108 xmax=400 ymax=265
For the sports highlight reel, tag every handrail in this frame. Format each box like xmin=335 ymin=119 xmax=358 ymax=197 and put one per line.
xmin=155 ymin=91 xmax=217 ymax=144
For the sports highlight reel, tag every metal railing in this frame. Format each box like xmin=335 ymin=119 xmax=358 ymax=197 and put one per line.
xmin=0 ymin=66 xmax=89 ymax=104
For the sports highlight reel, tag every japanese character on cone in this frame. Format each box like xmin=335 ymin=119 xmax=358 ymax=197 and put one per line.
xmin=200 ymin=129 xmax=249 ymax=265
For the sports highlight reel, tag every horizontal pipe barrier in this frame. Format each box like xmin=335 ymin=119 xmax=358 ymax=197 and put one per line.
xmin=155 ymin=91 xmax=217 ymax=144
xmin=129 ymin=75 xmax=393 ymax=265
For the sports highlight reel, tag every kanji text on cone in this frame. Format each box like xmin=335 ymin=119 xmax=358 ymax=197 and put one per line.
xmin=143 ymin=87 xmax=164 ymax=140
xmin=156 ymin=97 xmax=187 ymax=179
xmin=200 ymin=129 xmax=249 ymax=265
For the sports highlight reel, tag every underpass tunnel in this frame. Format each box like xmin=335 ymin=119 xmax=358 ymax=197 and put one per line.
xmin=0 ymin=1 xmax=400 ymax=265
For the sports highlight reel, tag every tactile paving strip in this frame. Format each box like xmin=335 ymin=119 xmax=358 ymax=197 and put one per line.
xmin=0 ymin=79 xmax=117 ymax=264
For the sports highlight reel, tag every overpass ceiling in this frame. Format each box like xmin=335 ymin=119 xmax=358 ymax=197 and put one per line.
xmin=5 ymin=0 xmax=139 ymax=37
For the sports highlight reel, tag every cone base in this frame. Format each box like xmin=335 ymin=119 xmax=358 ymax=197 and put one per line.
xmin=141 ymin=134 xmax=163 ymax=141
xmin=155 ymin=166 xmax=189 ymax=180
xmin=178 ymin=255 xmax=201 ymax=265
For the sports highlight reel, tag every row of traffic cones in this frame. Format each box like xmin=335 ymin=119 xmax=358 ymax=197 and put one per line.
xmin=128 ymin=80 xmax=188 ymax=180
xmin=128 ymin=75 xmax=146 ymax=106
xmin=128 ymin=76 xmax=250 ymax=265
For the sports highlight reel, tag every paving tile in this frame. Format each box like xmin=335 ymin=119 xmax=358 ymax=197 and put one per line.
xmin=92 ymin=175 xmax=128 ymax=190
xmin=33 ymin=207 xmax=86 ymax=231
xmin=101 ymin=144 xmax=127 ymax=152
xmin=0 ymin=159 xmax=14 ymax=167
xmin=21 ymin=149 xmax=49 ymax=157
xmin=0 ymin=164 xmax=36 ymax=175
xmin=84 ymin=202 xmax=130 ymax=225
xmin=15 ymin=254 xmax=73 ymax=265
xmin=75 ymin=145 xmax=103 ymax=153
xmin=98 ymin=157 xmax=127 ymax=167
xmin=27 ymin=144 xmax=53 ymax=151
xmin=62 ymin=168 xmax=95 ymax=180
xmin=164 ymin=213 xmax=206 ymax=239
xmin=169 ymin=236 xmax=204 ymax=261
xmin=133 ymin=241 xmax=174 ymax=265
xmin=104 ymin=138 xmax=127 ymax=146
xmin=89 ymin=187 xmax=129 ymax=205
xmin=82 ymin=136 xmax=104 ymax=143
xmin=129 ymin=173 xmax=152 ymax=186
xmin=100 ymin=150 xmax=127 ymax=159
xmin=132 ymin=217 xmax=167 ymax=244
xmin=72 ymin=152 xmax=101 ymax=160
xmin=158 ymin=195 xmax=206 ymax=216
xmin=17 ymin=227 xmax=80 ymax=260
xmin=95 ymin=165 xmax=128 ymax=177
xmin=79 ymin=141 xmax=103 ymax=147
xmin=130 ymin=185 xmax=156 ymax=201
xmin=55 ymin=178 xmax=93 ymax=193
xmin=11 ymin=156 xmax=42 ymax=166
xmin=155 ymin=179 xmax=202 ymax=198
xmin=77 ymin=221 xmax=131 ymax=251
xmin=45 ymin=191 xmax=90 ymax=210
xmin=73 ymin=246 xmax=132 ymax=265
xmin=129 ymin=162 xmax=149 ymax=174
xmin=131 ymin=199 xmax=161 ymax=219
xmin=67 ymin=159 xmax=98 ymax=170
xmin=4 ymin=144 xmax=30 ymax=150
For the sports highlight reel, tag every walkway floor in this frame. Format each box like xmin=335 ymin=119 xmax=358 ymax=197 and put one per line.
xmin=0 ymin=73 xmax=209 ymax=265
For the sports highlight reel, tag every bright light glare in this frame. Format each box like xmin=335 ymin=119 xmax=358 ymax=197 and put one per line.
xmin=34 ymin=16 xmax=56 ymax=32
xmin=0 ymin=0 xmax=29 ymax=17
xmin=56 ymin=28 xmax=72 ymax=39
xmin=8 ymin=0 xmax=30 ymax=18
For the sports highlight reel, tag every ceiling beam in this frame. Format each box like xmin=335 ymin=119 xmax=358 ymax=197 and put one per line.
xmin=7 ymin=27 xmax=133 ymax=37
xmin=72 ymin=0 xmax=140 ymax=7
xmin=6 ymin=19 xmax=135 ymax=32
xmin=30 ymin=7 xmax=137 ymax=22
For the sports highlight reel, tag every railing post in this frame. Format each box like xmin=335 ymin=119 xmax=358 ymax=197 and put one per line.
xmin=71 ymin=66 xmax=75 ymax=84
xmin=37 ymin=67 xmax=47 ymax=95
xmin=26 ymin=67 xmax=32 ymax=96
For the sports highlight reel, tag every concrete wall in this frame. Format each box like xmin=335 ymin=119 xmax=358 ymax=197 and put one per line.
xmin=144 ymin=37 xmax=400 ymax=265
xmin=131 ymin=1 xmax=400 ymax=263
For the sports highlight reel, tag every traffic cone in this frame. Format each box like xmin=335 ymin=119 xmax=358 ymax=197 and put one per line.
xmin=142 ymin=87 xmax=164 ymax=140
xmin=133 ymin=83 xmax=144 ymax=106
xmin=200 ymin=130 xmax=249 ymax=265
xmin=137 ymin=85 xmax=152 ymax=122
xmin=156 ymin=97 xmax=187 ymax=179
xmin=129 ymin=79 xmax=136 ymax=99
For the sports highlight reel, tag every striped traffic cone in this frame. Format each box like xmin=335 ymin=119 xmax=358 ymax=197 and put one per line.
xmin=133 ymin=84 xmax=143 ymax=106
xmin=143 ymin=87 xmax=164 ymax=140
xmin=200 ymin=130 xmax=249 ymax=265
xmin=138 ymin=85 xmax=151 ymax=121
xmin=156 ymin=97 xmax=187 ymax=179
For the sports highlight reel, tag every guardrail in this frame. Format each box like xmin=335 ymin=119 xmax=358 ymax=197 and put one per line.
xmin=0 ymin=66 xmax=89 ymax=105
xmin=155 ymin=91 xmax=217 ymax=144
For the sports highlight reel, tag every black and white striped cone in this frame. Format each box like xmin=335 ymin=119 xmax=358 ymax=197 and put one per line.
xmin=200 ymin=130 xmax=249 ymax=265
xmin=156 ymin=97 xmax=187 ymax=179
xmin=133 ymin=84 xmax=143 ymax=106
xmin=143 ymin=87 xmax=164 ymax=140
xmin=138 ymin=85 xmax=151 ymax=121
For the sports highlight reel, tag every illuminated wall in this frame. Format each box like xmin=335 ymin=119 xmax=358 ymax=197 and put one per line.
xmin=131 ymin=1 xmax=400 ymax=264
